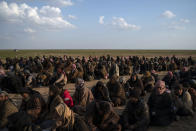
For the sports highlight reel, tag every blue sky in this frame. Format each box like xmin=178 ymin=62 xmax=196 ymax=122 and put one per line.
xmin=0 ymin=0 xmax=196 ymax=49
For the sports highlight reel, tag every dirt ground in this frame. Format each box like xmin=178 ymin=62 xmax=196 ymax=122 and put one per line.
xmin=8 ymin=72 xmax=196 ymax=131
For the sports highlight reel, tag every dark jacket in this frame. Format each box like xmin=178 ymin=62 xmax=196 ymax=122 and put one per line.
xmin=85 ymin=101 xmax=121 ymax=131
xmin=20 ymin=90 xmax=46 ymax=121
xmin=0 ymin=99 xmax=18 ymax=128
xmin=148 ymin=91 xmax=174 ymax=126
xmin=122 ymin=99 xmax=150 ymax=131
xmin=107 ymin=81 xmax=126 ymax=106
xmin=91 ymin=85 xmax=111 ymax=102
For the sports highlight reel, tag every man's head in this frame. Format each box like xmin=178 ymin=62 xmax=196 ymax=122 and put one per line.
xmin=19 ymin=87 xmax=31 ymax=101
xmin=96 ymin=81 xmax=104 ymax=90
xmin=72 ymin=64 xmax=76 ymax=70
xmin=145 ymin=71 xmax=151 ymax=77
xmin=131 ymin=73 xmax=137 ymax=81
xmin=155 ymin=80 xmax=166 ymax=95
xmin=174 ymin=84 xmax=183 ymax=96
xmin=110 ymin=75 xmax=118 ymax=84
xmin=119 ymin=76 xmax=125 ymax=84
xmin=21 ymin=92 xmax=30 ymax=100
xmin=75 ymin=78 xmax=84 ymax=89
xmin=0 ymin=90 xmax=8 ymax=102
xmin=168 ymin=71 xmax=173 ymax=78
xmin=129 ymin=88 xmax=141 ymax=103
xmin=49 ymin=85 xmax=61 ymax=97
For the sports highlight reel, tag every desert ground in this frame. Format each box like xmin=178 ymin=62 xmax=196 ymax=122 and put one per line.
xmin=0 ymin=49 xmax=196 ymax=59
xmin=2 ymin=49 xmax=196 ymax=131
xmin=8 ymin=72 xmax=196 ymax=131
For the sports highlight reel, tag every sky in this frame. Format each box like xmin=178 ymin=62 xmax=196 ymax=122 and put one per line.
xmin=0 ymin=0 xmax=196 ymax=49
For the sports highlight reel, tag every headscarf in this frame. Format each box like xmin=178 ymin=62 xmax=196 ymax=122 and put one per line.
xmin=75 ymin=78 xmax=84 ymax=89
xmin=119 ymin=76 xmax=126 ymax=84
xmin=168 ymin=71 xmax=173 ymax=78
xmin=155 ymin=80 xmax=166 ymax=95
xmin=72 ymin=64 xmax=76 ymax=70
xmin=145 ymin=71 xmax=151 ymax=77
xmin=155 ymin=80 xmax=165 ymax=89
xmin=0 ymin=90 xmax=9 ymax=96
xmin=49 ymin=85 xmax=62 ymax=97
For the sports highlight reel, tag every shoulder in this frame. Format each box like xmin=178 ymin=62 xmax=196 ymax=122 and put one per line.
xmin=183 ymin=90 xmax=192 ymax=98
xmin=4 ymin=100 xmax=18 ymax=113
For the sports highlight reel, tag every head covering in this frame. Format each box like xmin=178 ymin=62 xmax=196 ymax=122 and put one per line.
xmin=0 ymin=90 xmax=9 ymax=96
xmin=75 ymin=78 xmax=85 ymax=88
xmin=168 ymin=71 xmax=173 ymax=78
xmin=111 ymin=74 xmax=118 ymax=81
xmin=119 ymin=76 xmax=125 ymax=84
xmin=24 ymin=69 xmax=30 ymax=75
xmin=57 ymin=68 xmax=62 ymax=73
xmin=96 ymin=81 xmax=104 ymax=88
xmin=0 ymin=67 xmax=6 ymax=76
xmin=155 ymin=80 xmax=165 ymax=89
xmin=145 ymin=71 xmax=151 ymax=77
xmin=174 ymin=84 xmax=183 ymax=90
xmin=72 ymin=64 xmax=76 ymax=69
xmin=55 ymin=103 xmax=74 ymax=128
xmin=49 ymin=85 xmax=61 ymax=96
xmin=95 ymin=101 xmax=112 ymax=114
xmin=183 ymin=67 xmax=188 ymax=71
xmin=151 ymin=70 xmax=156 ymax=74
xmin=26 ymin=97 xmax=41 ymax=110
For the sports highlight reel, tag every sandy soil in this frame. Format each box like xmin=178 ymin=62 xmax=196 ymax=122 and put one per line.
xmin=8 ymin=72 xmax=196 ymax=131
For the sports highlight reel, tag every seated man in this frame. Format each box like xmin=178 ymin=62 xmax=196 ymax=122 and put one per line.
xmin=7 ymin=111 xmax=42 ymax=131
xmin=19 ymin=87 xmax=46 ymax=123
xmin=121 ymin=88 xmax=150 ymax=131
xmin=172 ymin=84 xmax=194 ymax=117
xmin=0 ymin=90 xmax=18 ymax=129
xmin=107 ymin=75 xmax=126 ymax=106
xmin=148 ymin=80 xmax=174 ymax=126
xmin=47 ymin=103 xmax=89 ymax=131
xmin=125 ymin=73 xmax=144 ymax=97
xmin=72 ymin=78 xmax=94 ymax=115
xmin=188 ymin=88 xmax=196 ymax=112
xmin=91 ymin=81 xmax=112 ymax=102
xmin=85 ymin=101 xmax=121 ymax=131
xmin=53 ymin=67 xmax=67 ymax=89
xmin=162 ymin=71 xmax=178 ymax=89
xmin=141 ymin=71 xmax=155 ymax=92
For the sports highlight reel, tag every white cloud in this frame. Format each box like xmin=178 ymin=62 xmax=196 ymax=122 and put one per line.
xmin=43 ymin=0 xmax=73 ymax=7
xmin=24 ymin=28 xmax=36 ymax=33
xmin=40 ymin=6 xmax=61 ymax=17
xmin=0 ymin=1 xmax=75 ymax=29
xmin=57 ymin=0 xmax=73 ymax=6
xmin=180 ymin=18 xmax=190 ymax=23
xmin=68 ymin=14 xmax=77 ymax=19
xmin=111 ymin=17 xmax=141 ymax=30
xmin=99 ymin=16 xmax=104 ymax=24
xmin=168 ymin=25 xmax=185 ymax=30
xmin=162 ymin=10 xmax=176 ymax=19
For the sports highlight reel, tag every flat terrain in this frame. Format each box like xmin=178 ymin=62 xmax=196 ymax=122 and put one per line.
xmin=2 ymin=49 xmax=196 ymax=130
xmin=8 ymin=72 xmax=196 ymax=131
xmin=0 ymin=49 xmax=196 ymax=59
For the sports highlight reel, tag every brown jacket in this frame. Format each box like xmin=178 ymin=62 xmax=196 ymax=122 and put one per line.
xmin=0 ymin=99 xmax=18 ymax=128
xmin=73 ymin=87 xmax=94 ymax=107
xmin=85 ymin=101 xmax=121 ymax=131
